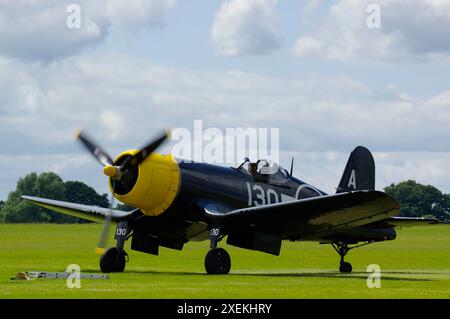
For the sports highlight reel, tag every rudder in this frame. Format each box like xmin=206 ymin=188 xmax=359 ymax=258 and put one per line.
xmin=336 ymin=146 xmax=375 ymax=193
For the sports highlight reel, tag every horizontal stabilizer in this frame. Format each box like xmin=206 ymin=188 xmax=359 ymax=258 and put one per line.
xmin=384 ymin=216 xmax=441 ymax=227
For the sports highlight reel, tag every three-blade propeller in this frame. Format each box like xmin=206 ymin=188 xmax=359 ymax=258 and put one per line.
xmin=75 ymin=129 xmax=170 ymax=254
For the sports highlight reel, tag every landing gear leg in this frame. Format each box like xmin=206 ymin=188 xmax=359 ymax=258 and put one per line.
xmin=205 ymin=226 xmax=231 ymax=275
xmin=100 ymin=221 xmax=130 ymax=273
xmin=331 ymin=242 xmax=352 ymax=273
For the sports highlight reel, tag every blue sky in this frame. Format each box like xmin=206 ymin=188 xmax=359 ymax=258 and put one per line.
xmin=1 ymin=0 xmax=450 ymax=199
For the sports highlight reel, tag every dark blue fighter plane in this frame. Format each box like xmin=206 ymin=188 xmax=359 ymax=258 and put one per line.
xmin=22 ymin=130 xmax=440 ymax=274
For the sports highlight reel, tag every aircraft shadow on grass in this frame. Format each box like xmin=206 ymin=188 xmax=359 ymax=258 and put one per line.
xmin=82 ymin=269 xmax=443 ymax=282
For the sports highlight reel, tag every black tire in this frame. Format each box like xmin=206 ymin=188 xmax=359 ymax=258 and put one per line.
xmin=205 ymin=248 xmax=231 ymax=275
xmin=339 ymin=261 xmax=352 ymax=273
xmin=100 ymin=247 xmax=126 ymax=273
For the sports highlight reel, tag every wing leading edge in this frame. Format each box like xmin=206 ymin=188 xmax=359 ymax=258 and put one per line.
xmin=21 ymin=195 xmax=133 ymax=223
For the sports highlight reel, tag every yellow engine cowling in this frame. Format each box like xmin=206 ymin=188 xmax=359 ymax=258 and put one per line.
xmin=109 ymin=151 xmax=180 ymax=216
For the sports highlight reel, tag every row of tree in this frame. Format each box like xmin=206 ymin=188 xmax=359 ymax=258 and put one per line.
xmin=0 ymin=172 xmax=127 ymax=223
xmin=0 ymin=172 xmax=449 ymax=223
xmin=384 ymin=180 xmax=450 ymax=222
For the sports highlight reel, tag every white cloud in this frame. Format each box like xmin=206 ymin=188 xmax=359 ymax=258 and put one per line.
xmin=0 ymin=0 xmax=175 ymax=62
xmin=375 ymin=151 xmax=450 ymax=193
xmin=211 ymin=0 xmax=282 ymax=56
xmin=1 ymin=1 xmax=448 ymax=203
xmin=303 ymin=0 xmax=323 ymax=17
xmin=1 ymin=54 xmax=450 ymax=153
xmin=0 ymin=1 xmax=107 ymax=62
xmin=106 ymin=0 xmax=175 ymax=28
xmin=1 ymin=53 xmax=450 ymax=199
xmin=100 ymin=110 xmax=125 ymax=140
xmin=294 ymin=0 xmax=450 ymax=61
xmin=281 ymin=150 xmax=450 ymax=195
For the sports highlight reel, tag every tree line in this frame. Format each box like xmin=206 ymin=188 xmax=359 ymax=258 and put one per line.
xmin=384 ymin=180 xmax=450 ymax=222
xmin=0 ymin=172 xmax=449 ymax=223
xmin=0 ymin=172 xmax=133 ymax=223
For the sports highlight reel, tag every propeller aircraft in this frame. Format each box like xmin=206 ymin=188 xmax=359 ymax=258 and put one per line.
xmin=23 ymin=130 xmax=441 ymax=274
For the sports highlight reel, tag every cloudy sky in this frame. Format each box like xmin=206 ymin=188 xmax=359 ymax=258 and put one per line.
xmin=1 ymin=0 xmax=450 ymax=199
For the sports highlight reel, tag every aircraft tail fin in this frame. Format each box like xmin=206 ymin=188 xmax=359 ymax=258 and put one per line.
xmin=336 ymin=146 xmax=375 ymax=193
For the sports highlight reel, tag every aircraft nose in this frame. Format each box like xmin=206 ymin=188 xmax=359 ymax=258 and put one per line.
xmin=109 ymin=152 xmax=180 ymax=216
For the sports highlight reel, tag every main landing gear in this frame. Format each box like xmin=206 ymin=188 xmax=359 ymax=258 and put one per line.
xmin=205 ymin=227 xmax=231 ymax=274
xmin=205 ymin=248 xmax=231 ymax=275
xmin=100 ymin=221 xmax=130 ymax=273
xmin=331 ymin=242 xmax=352 ymax=273
xmin=331 ymin=241 xmax=374 ymax=273
xmin=100 ymin=247 xmax=128 ymax=273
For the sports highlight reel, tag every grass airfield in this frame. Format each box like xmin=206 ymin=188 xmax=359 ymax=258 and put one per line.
xmin=0 ymin=224 xmax=449 ymax=298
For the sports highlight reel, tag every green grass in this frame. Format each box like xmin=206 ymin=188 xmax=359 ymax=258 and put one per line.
xmin=0 ymin=224 xmax=449 ymax=298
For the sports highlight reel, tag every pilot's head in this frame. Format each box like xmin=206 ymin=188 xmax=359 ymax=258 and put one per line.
xmin=249 ymin=163 xmax=258 ymax=175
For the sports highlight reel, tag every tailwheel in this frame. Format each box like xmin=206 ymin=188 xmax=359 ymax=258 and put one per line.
xmin=205 ymin=248 xmax=231 ymax=275
xmin=100 ymin=247 xmax=127 ymax=273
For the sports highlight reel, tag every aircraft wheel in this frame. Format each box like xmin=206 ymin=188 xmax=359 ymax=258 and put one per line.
xmin=100 ymin=247 xmax=126 ymax=273
xmin=205 ymin=248 xmax=231 ymax=275
xmin=339 ymin=261 xmax=352 ymax=273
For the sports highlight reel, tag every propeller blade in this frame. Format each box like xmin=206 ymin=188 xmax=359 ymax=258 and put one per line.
xmin=74 ymin=128 xmax=170 ymax=254
xmin=75 ymin=130 xmax=114 ymax=167
xmin=120 ymin=129 xmax=170 ymax=170
xmin=95 ymin=195 xmax=115 ymax=254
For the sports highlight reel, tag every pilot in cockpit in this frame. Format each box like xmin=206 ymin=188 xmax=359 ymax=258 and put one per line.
xmin=248 ymin=162 xmax=258 ymax=176
xmin=237 ymin=158 xmax=271 ymax=182
xmin=251 ymin=161 xmax=267 ymax=182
